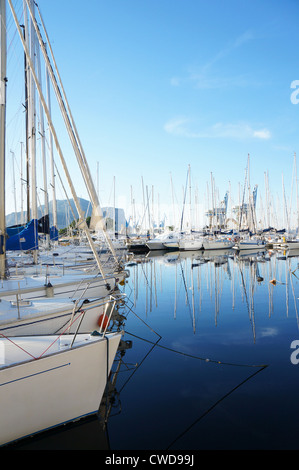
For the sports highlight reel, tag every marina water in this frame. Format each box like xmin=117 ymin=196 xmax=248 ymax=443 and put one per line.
xmin=8 ymin=248 xmax=299 ymax=450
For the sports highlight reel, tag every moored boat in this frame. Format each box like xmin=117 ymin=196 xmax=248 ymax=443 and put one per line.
xmin=0 ymin=330 xmax=123 ymax=447
xmin=0 ymin=267 xmax=128 ymax=302
xmin=146 ymin=231 xmax=180 ymax=250
xmin=233 ymin=238 xmax=266 ymax=250
xmin=0 ymin=291 xmax=125 ymax=336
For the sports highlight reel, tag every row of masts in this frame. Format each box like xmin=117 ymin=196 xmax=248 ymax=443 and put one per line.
xmin=1 ymin=0 xmax=58 ymax=249
xmin=125 ymin=152 xmax=299 ymax=236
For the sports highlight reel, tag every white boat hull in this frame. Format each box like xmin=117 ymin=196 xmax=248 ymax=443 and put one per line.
xmin=179 ymin=239 xmax=203 ymax=251
xmin=0 ymin=331 xmax=122 ymax=446
xmin=146 ymin=232 xmax=180 ymax=251
xmin=234 ymin=242 xmax=266 ymax=250
xmin=202 ymin=240 xmax=234 ymax=250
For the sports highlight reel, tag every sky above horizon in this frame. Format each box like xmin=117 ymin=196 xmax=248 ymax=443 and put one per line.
xmin=4 ymin=0 xmax=299 ymax=229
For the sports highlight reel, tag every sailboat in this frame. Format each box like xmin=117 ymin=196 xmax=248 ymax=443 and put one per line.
xmin=0 ymin=0 xmax=124 ymax=446
xmin=276 ymin=154 xmax=299 ymax=250
xmin=202 ymin=176 xmax=234 ymax=250
xmin=232 ymin=156 xmax=266 ymax=251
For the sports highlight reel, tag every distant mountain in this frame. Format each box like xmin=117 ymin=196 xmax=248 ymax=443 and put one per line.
xmin=6 ymin=198 xmax=126 ymax=231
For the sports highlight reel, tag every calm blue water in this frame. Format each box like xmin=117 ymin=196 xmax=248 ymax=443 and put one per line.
xmin=7 ymin=248 xmax=299 ymax=450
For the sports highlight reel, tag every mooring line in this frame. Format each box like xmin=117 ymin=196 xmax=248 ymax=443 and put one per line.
xmin=118 ymin=337 xmax=162 ymax=394
xmin=165 ymin=364 xmax=268 ymax=450
xmin=124 ymin=330 xmax=268 ymax=369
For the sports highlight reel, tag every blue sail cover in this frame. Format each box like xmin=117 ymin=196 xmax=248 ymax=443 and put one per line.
xmin=6 ymin=219 xmax=38 ymax=251
xmin=6 ymin=224 xmax=26 ymax=237
xmin=50 ymin=226 xmax=59 ymax=241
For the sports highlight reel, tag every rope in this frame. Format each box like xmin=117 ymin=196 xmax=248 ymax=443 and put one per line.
xmin=0 ymin=333 xmax=36 ymax=360
xmin=36 ymin=309 xmax=86 ymax=358
xmin=0 ymin=309 xmax=86 ymax=361
xmin=166 ymin=364 xmax=267 ymax=449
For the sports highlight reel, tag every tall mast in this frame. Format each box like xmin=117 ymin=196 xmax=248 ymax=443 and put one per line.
xmin=113 ymin=175 xmax=116 ymax=238
xmin=21 ymin=10 xmax=30 ymax=222
xmin=0 ymin=0 xmax=6 ymax=280
xmin=282 ymin=172 xmax=289 ymax=232
xmin=10 ymin=151 xmax=17 ymax=225
xmin=28 ymin=0 xmax=36 ymax=222
xmin=247 ymin=153 xmax=252 ymax=231
xmin=36 ymin=41 xmax=49 ymax=248
xmin=97 ymin=162 xmax=99 ymax=198
xmin=141 ymin=176 xmax=145 ymax=232
xmin=210 ymin=172 xmax=214 ymax=231
xmin=151 ymin=184 xmax=154 ymax=235
xmin=294 ymin=152 xmax=299 ymax=233
xmin=45 ymin=43 xmax=57 ymax=237
xmin=20 ymin=142 xmax=24 ymax=224
xmin=170 ymin=173 xmax=175 ymax=228
xmin=189 ymin=164 xmax=191 ymax=231
xmin=27 ymin=0 xmax=38 ymax=263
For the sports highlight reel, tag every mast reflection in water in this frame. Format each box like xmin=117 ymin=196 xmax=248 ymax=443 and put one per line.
xmin=113 ymin=248 xmax=299 ymax=450
xmin=9 ymin=248 xmax=299 ymax=450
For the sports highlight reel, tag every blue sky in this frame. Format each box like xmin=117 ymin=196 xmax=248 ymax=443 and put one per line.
xmin=5 ymin=0 xmax=299 ymax=228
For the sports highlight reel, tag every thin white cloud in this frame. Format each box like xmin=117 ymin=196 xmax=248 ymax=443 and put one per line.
xmin=170 ymin=30 xmax=255 ymax=90
xmin=170 ymin=77 xmax=181 ymax=87
xmin=203 ymin=30 xmax=254 ymax=72
xmin=233 ymin=30 xmax=254 ymax=48
xmin=164 ymin=117 xmax=199 ymax=138
xmin=253 ymin=129 xmax=271 ymax=140
xmin=191 ymin=74 xmax=255 ymax=90
xmin=164 ymin=117 xmax=271 ymax=140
